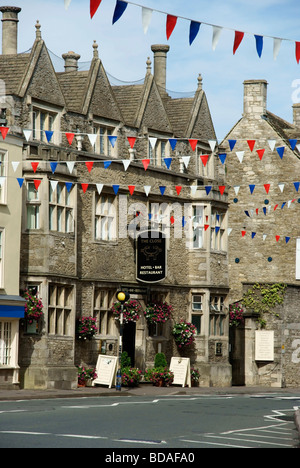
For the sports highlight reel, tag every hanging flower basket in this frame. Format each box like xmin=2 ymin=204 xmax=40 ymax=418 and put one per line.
xmin=112 ymin=299 xmax=142 ymax=323
xmin=144 ymin=302 xmax=173 ymax=324
xmin=76 ymin=316 xmax=98 ymax=340
xmin=172 ymin=320 xmax=197 ymax=348
xmin=77 ymin=366 xmax=97 ymax=387
xmin=23 ymin=290 xmax=43 ymax=324
xmin=229 ymin=303 xmax=244 ymax=327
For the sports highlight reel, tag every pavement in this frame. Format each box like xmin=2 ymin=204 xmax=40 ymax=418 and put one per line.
xmin=1 ymin=383 xmax=299 ymax=439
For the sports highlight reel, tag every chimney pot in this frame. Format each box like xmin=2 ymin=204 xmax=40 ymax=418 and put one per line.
xmin=0 ymin=6 xmax=21 ymax=55
xmin=62 ymin=51 xmax=81 ymax=72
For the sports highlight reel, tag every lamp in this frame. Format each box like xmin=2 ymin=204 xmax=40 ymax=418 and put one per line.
xmin=115 ymin=290 xmax=130 ymax=391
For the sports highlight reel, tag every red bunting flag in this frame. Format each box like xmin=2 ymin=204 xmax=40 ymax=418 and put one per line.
xmin=200 ymin=155 xmax=209 ymax=167
xmin=233 ymin=31 xmax=244 ymax=54
xmin=276 ymin=235 xmax=280 ymax=242
xmin=33 ymin=179 xmax=42 ymax=190
xmin=142 ymin=159 xmax=150 ymax=170
xmin=170 ymin=216 xmax=175 ymax=225
xmin=128 ymin=185 xmax=135 ymax=195
xmin=274 ymin=204 xmax=278 ymax=211
xmin=247 ymin=140 xmax=256 ymax=151
xmin=90 ymin=0 xmax=102 ymax=18
xmin=66 ymin=132 xmax=75 ymax=145
xmin=175 ymin=186 xmax=182 ymax=195
xmin=127 ymin=137 xmax=136 ymax=148
xmin=219 ymin=186 xmax=226 ymax=195
xmin=189 ymin=139 xmax=198 ymax=151
xmin=81 ymin=183 xmax=89 ymax=193
xmin=85 ymin=161 xmax=94 ymax=173
xmin=241 ymin=230 xmax=246 ymax=237
xmin=296 ymin=42 xmax=300 ymax=64
xmin=0 ymin=127 xmax=9 ymax=139
xmin=31 ymin=162 xmax=39 ymax=173
xmin=204 ymin=224 xmax=209 ymax=231
xmin=257 ymin=149 xmax=265 ymax=160
xmin=264 ymin=184 xmax=270 ymax=194
xmin=166 ymin=15 xmax=177 ymax=40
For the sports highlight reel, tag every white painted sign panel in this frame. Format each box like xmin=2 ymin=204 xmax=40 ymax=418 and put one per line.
xmin=93 ymin=355 xmax=118 ymax=388
xmin=255 ymin=331 xmax=274 ymax=362
xmin=170 ymin=357 xmax=191 ymax=387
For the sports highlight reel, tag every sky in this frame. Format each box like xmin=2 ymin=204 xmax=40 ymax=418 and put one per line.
xmin=5 ymin=0 xmax=300 ymax=140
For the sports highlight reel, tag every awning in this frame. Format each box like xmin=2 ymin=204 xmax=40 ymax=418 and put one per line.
xmin=0 ymin=295 xmax=25 ymax=318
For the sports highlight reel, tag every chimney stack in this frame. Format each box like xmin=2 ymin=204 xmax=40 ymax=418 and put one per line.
xmin=243 ymin=79 xmax=268 ymax=119
xmin=0 ymin=6 xmax=21 ymax=55
xmin=62 ymin=51 xmax=81 ymax=72
xmin=151 ymin=44 xmax=170 ymax=92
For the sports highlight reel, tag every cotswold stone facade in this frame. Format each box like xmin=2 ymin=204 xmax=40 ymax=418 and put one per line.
xmin=225 ymin=79 xmax=300 ymax=387
xmin=0 ymin=7 xmax=231 ymax=389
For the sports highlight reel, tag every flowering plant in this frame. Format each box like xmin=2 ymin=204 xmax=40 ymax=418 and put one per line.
xmin=76 ymin=316 xmax=98 ymax=340
xmin=229 ymin=303 xmax=244 ymax=327
xmin=144 ymin=302 xmax=173 ymax=324
xmin=77 ymin=366 xmax=97 ymax=386
xmin=191 ymin=368 xmax=200 ymax=383
xmin=172 ymin=320 xmax=196 ymax=348
xmin=23 ymin=290 xmax=43 ymax=324
xmin=121 ymin=367 xmax=142 ymax=387
xmin=112 ymin=299 xmax=142 ymax=323
xmin=144 ymin=367 xmax=174 ymax=386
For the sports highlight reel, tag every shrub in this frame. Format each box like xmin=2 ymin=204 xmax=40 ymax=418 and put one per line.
xmin=154 ymin=352 xmax=167 ymax=368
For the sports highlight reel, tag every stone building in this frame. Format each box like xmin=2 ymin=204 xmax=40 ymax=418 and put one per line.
xmin=0 ymin=6 xmax=231 ymax=389
xmin=224 ymin=79 xmax=300 ymax=387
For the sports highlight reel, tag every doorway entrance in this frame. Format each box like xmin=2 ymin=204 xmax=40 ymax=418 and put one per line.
xmin=123 ymin=322 xmax=136 ymax=367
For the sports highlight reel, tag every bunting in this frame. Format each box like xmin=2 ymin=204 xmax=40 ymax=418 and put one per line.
xmin=60 ymin=0 xmax=300 ymax=64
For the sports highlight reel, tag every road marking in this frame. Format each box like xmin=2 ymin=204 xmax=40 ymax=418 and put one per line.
xmin=0 ymin=431 xmax=50 ymax=436
xmin=0 ymin=430 xmax=108 ymax=440
xmin=181 ymin=439 xmax=250 ymax=448
xmin=203 ymin=434 xmax=292 ymax=447
xmin=116 ymin=438 xmax=167 ymax=445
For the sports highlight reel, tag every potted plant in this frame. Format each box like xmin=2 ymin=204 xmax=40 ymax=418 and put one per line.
xmin=77 ymin=366 xmax=97 ymax=387
xmin=121 ymin=367 xmax=142 ymax=387
xmin=229 ymin=303 xmax=244 ymax=327
xmin=144 ymin=367 xmax=174 ymax=387
xmin=191 ymin=368 xmax=200 ymax=387
xmin=112 ymin=299 xmax=142 ymax=323
xmin=172 ymin=320 xmax=197 ymax=348
xmin=23 ymin=290 xmax=43 ymax=324
xmin=144 ymin=302 xmax=173 ymax=324
xmin=76 ymin=316 xmax=98 ymax=340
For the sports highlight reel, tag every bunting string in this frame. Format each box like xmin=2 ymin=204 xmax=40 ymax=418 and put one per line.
xmin=64 ymin=0 xmax=300 ymax=63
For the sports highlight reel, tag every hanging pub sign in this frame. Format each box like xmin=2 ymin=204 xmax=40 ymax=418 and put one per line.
xmin=136 ymin=230 xmax=167 ymax=283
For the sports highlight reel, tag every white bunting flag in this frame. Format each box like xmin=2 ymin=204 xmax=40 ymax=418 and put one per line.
xmin=23 ymin=129 xmax=32 ymax=141
xmin=144 ymin=185 xmax=151 ymax=196
xmin=64 ymin=0 xmax=72 ymax=10
xmin=273 ymin=38 xmax=282 ymax=61
xmin=190 ymin=186 xmax=198 ymax=196
xmin=142 ymin=7 xmax=153 ymax=34
xmin=208 ymin=139 xmax=217 ymax=152
xmin=236 ymin=151 xmax=244 ymax=163
xmin=278 ymin=183 xmax=285 ymax=192
xmin=212 ymin=26 xmax=222 ymax=50
xmin=50 ymin=180 xmax=58 ymax=191
xmin=11 ymin=161 xmax=20 ymax=172
xmin=122 ymin=160 xmax=131 ymax=171
xmin=96 ymin=184 xmax=103 ymax=195
xmin=181 ymin=156 xmax=190 ymax=169
xmin=149 ymin=137 xmax=157 ymax=149
xmin=268 ymin=139 xmax=276 ymax=151
xmin=66 ymin=161 xmax=75 ymax=174
xmin=88 ymin=134 xmax=97 ymax=146
xmin=227 ymin=228 xmax=232 ymax=236
xmin=234 ymin=185 xmax=240 ymax=195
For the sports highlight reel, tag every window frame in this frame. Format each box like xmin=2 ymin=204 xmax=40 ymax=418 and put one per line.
xmin=94 ymin=194 xmax=117 ymax=242
xmin=0 ymin=228 xmax=4 ymax=288
xmin=32 ymin=105 xmax=60 ymax=145
xmin=48 ymin=283 xmax=74 ymax=337
xmin=93 ymin=288 xmax=116 ymax=337
xmin=49 ymin=181 xmax=74 ymax=233
xmin=26 ymin=181 xmax=41 ymax=230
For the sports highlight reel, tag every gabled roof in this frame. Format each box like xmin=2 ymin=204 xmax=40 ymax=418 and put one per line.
xmin=0 ymin=53 xmax=30 ymax=94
